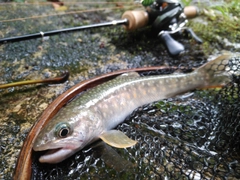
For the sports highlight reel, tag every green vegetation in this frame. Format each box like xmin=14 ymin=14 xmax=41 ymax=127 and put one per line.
xmin=187 ymin=0 xmax=240 ymax=54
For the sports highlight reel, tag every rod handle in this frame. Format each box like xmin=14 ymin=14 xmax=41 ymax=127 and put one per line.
xmin=122 ymin=10 xmax=149 ymax=31
xmin=122 ymin=5 xmax=199 ymax=31
xmin=184 ymin=6 xmax=199 ymax=19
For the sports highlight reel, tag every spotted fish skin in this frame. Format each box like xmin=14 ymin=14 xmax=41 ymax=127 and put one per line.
xmin=33 ymin=54 xmax=232 ymax=164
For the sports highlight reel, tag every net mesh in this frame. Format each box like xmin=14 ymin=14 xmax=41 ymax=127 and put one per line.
xmin=31 ymin=57 xmax=240 ymax=179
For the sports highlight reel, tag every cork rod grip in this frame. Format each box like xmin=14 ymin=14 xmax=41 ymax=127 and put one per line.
xmin=184 ymin=6 xmax=199 ymax=19
xmin=121 ymin=10 xmax=149 ymax=31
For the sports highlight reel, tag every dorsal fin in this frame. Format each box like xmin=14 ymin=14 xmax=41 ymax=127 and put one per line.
xmin=116 ymin=72 xmax=140 ymax=79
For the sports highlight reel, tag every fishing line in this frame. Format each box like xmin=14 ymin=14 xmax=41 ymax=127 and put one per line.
xmin=0 ymin=2 xmax=140 ymax=23
xmin=0 ymin=6 xmax=138 ymax=23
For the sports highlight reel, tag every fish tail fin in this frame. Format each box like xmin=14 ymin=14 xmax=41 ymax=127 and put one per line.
xmin=196 ymin=53 xmax=233 ymax=88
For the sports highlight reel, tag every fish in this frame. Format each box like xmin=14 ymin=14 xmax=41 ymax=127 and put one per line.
xmin=33 ymin=54 xmax=233 ymax=164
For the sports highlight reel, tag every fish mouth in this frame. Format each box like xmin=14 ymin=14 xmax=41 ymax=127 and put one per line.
xmin=44 ymin=148 xmax=62 ymax=156
xmin=38 ymin=147 xmax=75 ymax=164
xmin=33 ymin=137 xmax=85 ymax=163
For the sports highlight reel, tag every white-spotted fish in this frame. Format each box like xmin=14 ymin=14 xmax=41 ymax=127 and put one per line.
xmin=33 ymin=54 xmax=233 ymax=163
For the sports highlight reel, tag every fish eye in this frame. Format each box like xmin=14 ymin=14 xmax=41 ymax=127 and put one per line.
xmin=55 ymin=122 xmax=72 ymax=138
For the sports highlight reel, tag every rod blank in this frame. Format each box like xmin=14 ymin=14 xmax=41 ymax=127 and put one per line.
xmin=0 ymin=19 xmax=128 ymax=44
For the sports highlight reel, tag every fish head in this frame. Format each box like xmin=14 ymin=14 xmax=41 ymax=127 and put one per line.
xmin=33 ymin=113 xmax=93 ymax=164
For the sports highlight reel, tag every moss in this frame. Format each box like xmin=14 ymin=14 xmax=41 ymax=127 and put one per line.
xmin=188 ymin=1 xmax=240 ymax=55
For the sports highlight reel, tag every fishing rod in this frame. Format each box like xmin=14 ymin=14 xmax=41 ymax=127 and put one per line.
xmin=0 ymin=0 xmax=202 ymax=56
xmin=0 ymin=19 xmax=129 ymax=43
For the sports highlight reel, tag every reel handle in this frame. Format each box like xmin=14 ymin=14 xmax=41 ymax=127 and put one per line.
xmin=159 ymin=32 xmax=184 ymax=56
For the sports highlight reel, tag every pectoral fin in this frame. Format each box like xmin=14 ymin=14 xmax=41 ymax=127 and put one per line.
xmin=99 ymin=130 xmax=137 ymax=148
xmin=92 ymin=141 xmax=136 ymax=171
